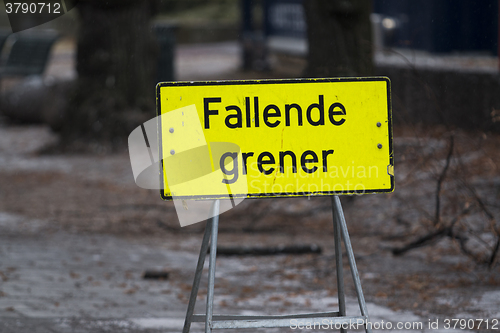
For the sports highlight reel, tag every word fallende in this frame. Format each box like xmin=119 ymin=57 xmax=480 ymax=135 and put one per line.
xmin=204 ymin=95 xmax=346 ymax=129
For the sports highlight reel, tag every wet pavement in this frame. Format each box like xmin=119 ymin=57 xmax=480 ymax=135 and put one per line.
xmin=0 ymin=126 xmax=490 ymax=333
xmin=0 ymin=209 xmax=464 ymax=333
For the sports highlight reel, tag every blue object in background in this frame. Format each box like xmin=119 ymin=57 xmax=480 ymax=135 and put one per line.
xmin=241 ymin=0 xmax=498 ymax=57
xmin=373 ymin=0 xmax=498 ymax=55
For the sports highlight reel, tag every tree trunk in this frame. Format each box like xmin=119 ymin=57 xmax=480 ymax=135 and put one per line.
xmin=303 ymin=0 xmax=373 ymax=78
xmin=60 ymin=0 xmax=159 ymax=147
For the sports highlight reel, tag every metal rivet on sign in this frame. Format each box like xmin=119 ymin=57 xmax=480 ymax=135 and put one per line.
xmin=170 ymin=150 xmax=175 ymax=155
xmin=169 ymin=127 xmax=174 ymax=133
xmin=376 ymin=122 xmax=381 ymax=127
xmin=377 ymin=144 xmax=382 ymax=149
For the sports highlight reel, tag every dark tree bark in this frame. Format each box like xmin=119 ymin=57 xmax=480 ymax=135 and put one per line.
xmin=303 ymin=0 xmax=373 ymax=78
xmin=60 ymin=0 xmax=159 ymax=147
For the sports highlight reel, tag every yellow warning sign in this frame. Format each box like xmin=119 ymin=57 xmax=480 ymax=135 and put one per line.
xmin=157 ymin=78 xmax=393 ymax=200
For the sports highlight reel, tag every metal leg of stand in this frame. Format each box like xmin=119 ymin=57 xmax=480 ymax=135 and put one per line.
xmin=331 ymin=196 xmax=347 ymax=333
xmin=333 ymin=196 xmax=372 ymax=333
xmin=182 ymin=214 xmax=214 ymax=333
xmin=205 ymin=200 xmax=220 ymax=333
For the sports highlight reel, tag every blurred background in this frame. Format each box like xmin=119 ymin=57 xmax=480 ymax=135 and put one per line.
xmin=0 ymin=0 xmax=499 ymax=141
xmin=0 ymin=1 xmax=499 ymax=332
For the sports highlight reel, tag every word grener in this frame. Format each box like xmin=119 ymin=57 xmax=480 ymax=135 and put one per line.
xmin=203 ymin=95 xmax=346 ymax=129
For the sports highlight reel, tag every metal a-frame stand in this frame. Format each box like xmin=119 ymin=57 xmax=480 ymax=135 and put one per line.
xmin=182 ymin=196 xmax=372 ymax=333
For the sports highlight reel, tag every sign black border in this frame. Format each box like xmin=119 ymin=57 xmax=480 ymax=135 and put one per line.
xmin=156 ymin=77 xmax=394 ymax=201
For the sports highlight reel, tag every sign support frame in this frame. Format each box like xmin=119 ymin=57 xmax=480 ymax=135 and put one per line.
xmin=181 ymin=196 xmax=372 ymax=333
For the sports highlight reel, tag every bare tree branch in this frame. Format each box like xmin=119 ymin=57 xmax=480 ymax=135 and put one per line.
xmin=392 ymin=205 xmax=471 ymax=256
xmin=434 ymin=136 xmax=454 ymax=226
